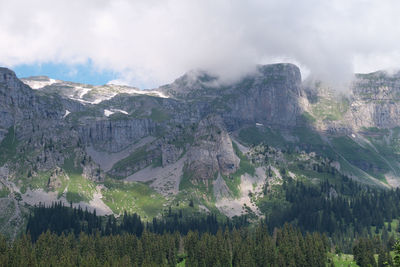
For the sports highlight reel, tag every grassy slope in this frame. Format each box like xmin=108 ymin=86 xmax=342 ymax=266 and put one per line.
xmin=179 ymin=165 xmax=217 ymax=209
xmin=102 ymin=178 xmax=165 ymax=219
xmin=328 ymin=253 xmax=358 ymax=267
xmin=0 ymin=183 xmax=10 ymax=198
xmin=238 ymin=126 xmax=286 ymax=147
xmin=363 ymin=127 xmax=400 ymax=175
xmin=328 ymin=218 xmax=400 ymax=267
xmin=28 ymin=171 xmax=52 ymax=191
xmin=331 ymin=136 xmax=389 ymax=182
xmin=310 ymin=95 xmax=349 ymax=121
xmin=150 ymin=108 xmax=170 ymax=122
xmin=238 ymin=125 xmax=392 ymax=185
xmin=222 ymin=142 xmax=255 ymax=198
xmin=62 ymin=154 xmax=96 ymax=203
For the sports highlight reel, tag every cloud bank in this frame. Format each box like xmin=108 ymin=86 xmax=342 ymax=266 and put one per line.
xmin=0 ymin=0 xmax=400 ymax=88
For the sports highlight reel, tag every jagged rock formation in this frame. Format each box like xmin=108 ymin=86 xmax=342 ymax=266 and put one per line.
xmin=185 ymin=115 xmax=239 ymax=181
xmin=2 ymin=62 xmax=400 ymax=236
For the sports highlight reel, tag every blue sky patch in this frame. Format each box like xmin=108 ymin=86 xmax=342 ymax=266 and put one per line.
xmin=13 ymin=61 xmax=118 ymax=86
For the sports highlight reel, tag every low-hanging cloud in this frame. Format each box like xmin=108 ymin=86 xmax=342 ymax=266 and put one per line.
xmin=0 ymin=0 xmax=400 ymax=89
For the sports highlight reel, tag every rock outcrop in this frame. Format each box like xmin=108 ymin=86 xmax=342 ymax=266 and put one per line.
xmin=350 ymin=71 xmax=400 ymax=128
xmin=185 ymin=116 xmax=239 ymax=181
xmin=160 ymin=63 xmax=303 ymax=130
xmin=222 ymin=64 xmax=303 ymax=129
xmin=0 ymin=63 xmax=326 ymax=223
xmin=3 ymin=61 xmax=400 ymax=227
xmin=78 ymin=118 xmax=157 ymax=153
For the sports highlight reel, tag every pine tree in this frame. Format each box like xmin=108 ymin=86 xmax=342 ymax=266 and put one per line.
xmin=394 ymin=240 xmax=400 ymax=267
xmin=378 ymin=247 xmax=388 ymax=267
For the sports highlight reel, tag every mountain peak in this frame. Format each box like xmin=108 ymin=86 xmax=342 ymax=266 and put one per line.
xmin=256 ymin=63 xmax=301 ymax=81
xmin=0 ymin=67 xmax=18 ymax=83
xmin=159 ymin=63 xmax=302 ymax=100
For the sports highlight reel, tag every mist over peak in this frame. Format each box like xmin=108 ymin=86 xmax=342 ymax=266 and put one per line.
xmin=0 ymin=1 xmax=400 ymax=88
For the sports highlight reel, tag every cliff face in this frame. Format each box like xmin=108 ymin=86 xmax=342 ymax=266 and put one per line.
xmin=185 ymin=115 xmax=240 ymax=181
xmin=303 ymin=71 xmax=400 ymax=134
xmin=222 ymin=64 xmax=302 ymax=129
xmin=0 ymin=68 xmax=35 ymax=140
xmin=78 ymin=118 xmax=157 ymax=153
xmin=0 ymin=68 xmax=78 ymax=142
xmin=0 ymin=64 xmax=306 ymax=187
xmin=0 ymin=62 xmax=345 ymax=225
xmin=350 ymin=71 xmax=400 ymax=128
xmin=161 ymin=63 xmax=303 ymax=130
xmin=300 ymin=71 xmax=400 ymax=189
xmin=7 ymin=63 xmax=400 ymax=191
xmin=64 ymin=63 xmax=303 ymax=182
xmin=4 ymin=62 xmax=400 ymax=230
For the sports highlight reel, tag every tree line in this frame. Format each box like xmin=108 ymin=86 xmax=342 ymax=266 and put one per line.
xmin=26 ymin=202 xmax=249 ymax=242
xmin=0 ymin=223 xmax=328 ymax=267
xmin=265 ymin=175 xmax=400 ymax=252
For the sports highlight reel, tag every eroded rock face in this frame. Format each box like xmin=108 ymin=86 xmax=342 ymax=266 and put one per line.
xmin=78 ymin=118 xmax=157 ymax=153
xmin=0 ymin=68 xmax=74 ymax=144
xmin=7 ymin=62 xmax=400 ymax=219
xmin=0 ymin=68 xmax=34 ymax=140
xmin=65 ymin=63 xmax=305 ymax=181
xmin=222 ymin=64 xmax=303 ymax=129
xmin=185 ymin=116 xmax=239 ymax=181
xmin=303 ymin=70 xmax=400 ymax=133
xmin=350 ymin=71 xmax=400 ymax=128
xmin=161 ymin=144 xmax=183 ymax=167
xmin=0 ymin=63 xmax=308 ymax=200
xmin=160 ymin=63 xmax=303 ymax=130
xmin=47 ymin=168 xmax=67 ymax=191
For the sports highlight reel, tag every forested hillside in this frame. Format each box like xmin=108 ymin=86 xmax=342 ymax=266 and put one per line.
xmin=2 ymin=209 xmax=329 ymax=266
xmin=1 ymin=194 xmax=399 ymax=266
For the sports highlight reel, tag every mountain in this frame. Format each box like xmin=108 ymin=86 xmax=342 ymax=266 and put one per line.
xmin=1 ymin=63 xmax=400 ymax=238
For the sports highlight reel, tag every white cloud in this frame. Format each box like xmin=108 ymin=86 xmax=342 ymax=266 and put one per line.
xmin=0 ymin=0 xmax=400 ymax=88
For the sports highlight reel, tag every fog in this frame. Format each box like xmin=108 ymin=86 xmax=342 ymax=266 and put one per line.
xmin=0 ymin=0 xmax=399 ymax=89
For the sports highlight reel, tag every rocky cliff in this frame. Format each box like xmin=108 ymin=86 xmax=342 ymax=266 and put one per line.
xmin=2 ymin=62 xmax=400 ymax=236
xmin=350 ymin=71 xmax=400 ymax=128
xmin=160 ymin=63 xmax=303 ymax=130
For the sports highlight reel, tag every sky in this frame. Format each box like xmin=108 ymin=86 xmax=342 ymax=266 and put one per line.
xmin=1 ymin=0 xmax=400 ymax=89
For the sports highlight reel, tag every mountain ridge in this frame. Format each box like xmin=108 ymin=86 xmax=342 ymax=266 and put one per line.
xmin=2 ymin=63 xmax=400 ymax=238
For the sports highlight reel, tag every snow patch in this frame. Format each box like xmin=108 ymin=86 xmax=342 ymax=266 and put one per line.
xmin=63 ymin=110 xmax=71 ymax=118
xmin=104 ymin=108 xmax=128 ymax=117
xmin=70 ymin=97 xmax=105 ymax=105
xmin=106 ymin=83 xmax=169 ymax=99
xmin=104 ymin=109 xmax=114 ymax=117
xmin=112 ymin=109 xmax=128 ymax=115
xmin=76 ymin=86 xmax=92 ymax=98
xmin=22 ymin=78 xmax=59 ymax=89
xmin=23 ymin=77 xmax=169 ymax=105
